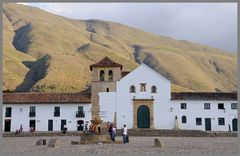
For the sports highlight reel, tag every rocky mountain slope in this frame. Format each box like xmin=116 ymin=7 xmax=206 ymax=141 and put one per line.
xmin=3 ymin=3 xmax=237 ymax=93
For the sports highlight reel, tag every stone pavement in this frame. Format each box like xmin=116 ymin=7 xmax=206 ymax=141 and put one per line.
xmin=1 ymin=136 xmax=238 ymax=155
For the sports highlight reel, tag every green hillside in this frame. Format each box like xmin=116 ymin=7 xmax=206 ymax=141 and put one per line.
xmin=2 ymin=3 xmax=237 ymax=93
xmin=3 ymin=12 xmax=36 ymax=91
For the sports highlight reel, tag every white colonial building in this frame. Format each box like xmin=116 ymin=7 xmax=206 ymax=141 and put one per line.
xmin=3 ymin=93 xmax=92 ymax=132
xmin=2 ymin=57 xmax=238 ymax=132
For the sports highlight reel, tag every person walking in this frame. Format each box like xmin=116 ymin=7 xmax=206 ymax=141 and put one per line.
xmin=84 ymin=123 xmax=88 ymax=133
xmin=112 ymin=125 xmax=116 ymax=141
xmin=62 ymin=124 xmax=67 ymax=133
xmin=122 ymin=124 xmax=128 ymax=143
xmin=108 ymin=124 xmax=113 ymax=140
xmin=20 ymin=124 xmax=23 ymax=133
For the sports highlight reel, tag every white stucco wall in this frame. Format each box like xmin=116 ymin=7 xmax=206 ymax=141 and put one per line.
xmin=99 ymin=92 xmax=116 ymax=123
xmin=2 ymin=103 xmax=92 ymax=132
xmin=172 ymin=100 xmax=238 ymax=131
xmin=2 ymin=63 xmax=238 ymax=132
xmin=116 ymin=64 xmax=173 ymax=129
xmin=99 ymin=63 xmax=238 ymax=131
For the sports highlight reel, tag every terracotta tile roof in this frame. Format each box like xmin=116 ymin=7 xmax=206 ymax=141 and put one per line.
xmin=121 ymin=71 xmax=130 ymax=78
xmin=90 ymin=57 xmax=123 ymax=71
xmin=3 ymin=92 xmax=91 ymax=104
xmin=171 ymin=92 xmax=237 ymax=101
xmin=3 ymin=91 xmax=237 ymax=104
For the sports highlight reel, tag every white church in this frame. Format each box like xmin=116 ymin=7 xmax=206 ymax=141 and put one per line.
xmin=2 ymin=57 xmax=238 ymax=132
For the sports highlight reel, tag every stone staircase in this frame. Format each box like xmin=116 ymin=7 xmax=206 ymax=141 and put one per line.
xmin=3 ymin=129 xmax=237 ymax=137
xmin=3 ymin=131 xmax=83 ymax=137
xmin=116 ymin=129 xmax=237 ymax=137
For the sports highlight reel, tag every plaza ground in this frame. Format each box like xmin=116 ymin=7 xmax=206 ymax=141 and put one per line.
xmin=1 ymin=136 xmax=237 ymax=155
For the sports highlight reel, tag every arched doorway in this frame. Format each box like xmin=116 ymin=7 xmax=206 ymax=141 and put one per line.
xmin=137 ymin=105 xmax=150 ymax=128
xmin=232 ymin=118 xmax=238 ymax=132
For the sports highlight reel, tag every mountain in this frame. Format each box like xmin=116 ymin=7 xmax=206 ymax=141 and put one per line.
xmin=2 ymin=3 xmax=237 ymax=93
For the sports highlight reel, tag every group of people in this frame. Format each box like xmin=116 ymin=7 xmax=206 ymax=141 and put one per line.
xmin=16 ymin=124 xmax=35 ymax=133
xmin=15 ymin=124 xmax=23 ymax=134
xmin=88 ymin=124 xmax=101 ymax=133
xmin=107 ymin=122 xmax=129 ymax=143
xmin=15 ymin=122 xmax=129 ymax=144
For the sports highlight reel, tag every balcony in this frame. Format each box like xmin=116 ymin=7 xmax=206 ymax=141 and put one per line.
xmin=29 ymin=112 xmax=36 ymax=117
xmin=76 ymin=111 xmax=85 ymax=118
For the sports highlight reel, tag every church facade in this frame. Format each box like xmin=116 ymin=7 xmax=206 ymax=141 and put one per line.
xmin=2 ymin=57 xmax=238 ymax=132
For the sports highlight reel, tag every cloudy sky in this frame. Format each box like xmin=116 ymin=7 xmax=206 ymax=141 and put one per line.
xmin=20 ymin=3 xmax=237 ymax=52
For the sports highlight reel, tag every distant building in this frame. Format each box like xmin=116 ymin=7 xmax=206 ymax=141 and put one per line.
xmin=2 ymin=57 xmax=238 ymax=132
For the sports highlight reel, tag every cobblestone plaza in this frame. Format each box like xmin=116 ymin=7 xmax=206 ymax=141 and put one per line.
xmin=2 ymin=136 xmax=237 ymax=155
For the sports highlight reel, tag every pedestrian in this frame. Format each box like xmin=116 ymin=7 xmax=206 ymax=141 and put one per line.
xmin=84 ymin=123 xmax=88 ymax=133
xmin=107 ymin=122 xmax=110 ymax=129
xmin=20 ymin=124 xmax=23 ymax=133
xmin=122 ymin=124 xmax=128 ymax=143
xmin=98 ymin=124 xmax=101 ymax=133
xmin=88 ymin=124 xmax=91 ymax=133
xmin=112 ymin=125 xmax=116 ymax=141
xmin=228 ymin=124 xmax=231 ymax=132
xmin=108 ymin=124 xmax=113 ymax=140
xmin=30 ymin=127 xmax=34 ymax=132
xmin=89 ymin=124 xmax=93 ymax=133
xmin=16 ymin=129 xmax=20 ymax=134
xmin=62 ymin=124 xmax=67 ymax=133
xmin=92 ymin=124 xmax=96 ymax=132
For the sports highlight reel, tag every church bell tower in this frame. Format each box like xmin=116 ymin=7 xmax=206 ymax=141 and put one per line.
xmin=90 ymin=57 xmax=122 ymax=121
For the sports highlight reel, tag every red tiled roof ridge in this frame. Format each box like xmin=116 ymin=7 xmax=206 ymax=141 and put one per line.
xmin=90 ymin=57 xmax=123 ymax=70
xmin=4 ymin=91 xmax=236 ymax=94
xmin=3 ymin=91 xmax=237 ymax=104
xmin=171 ymin=92 xmax=237 ymax=100
xmin=3 ymin=92 xmax=91 ymax=104
xmin=3 ymin=92 xmax=88 ymax=95
xmin=121 ymin=71 xmax=130 ymax=73
xmin=121 ymin=71 xmax=130 ymax=77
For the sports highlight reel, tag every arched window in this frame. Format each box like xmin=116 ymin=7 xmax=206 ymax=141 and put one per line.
xmin=130 ymin=85 xmax=136 ymax=93
xmin=99 ymin=70 xmax=105 ymax=81
xmin=108 ymin=70 xmax=113 ymax=81
xmin=182 ymin=116 xmax=187 ymax=123
xmin=151 ymin=86 xmax=157 ymax=93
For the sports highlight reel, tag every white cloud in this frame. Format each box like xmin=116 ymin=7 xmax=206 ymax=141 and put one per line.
xmin=18 ymin=3 xmax=237 ymax=52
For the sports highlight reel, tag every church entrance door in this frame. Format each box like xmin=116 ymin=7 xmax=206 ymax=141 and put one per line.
xmin=137 ymin=105 xmax=150 ymax=128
